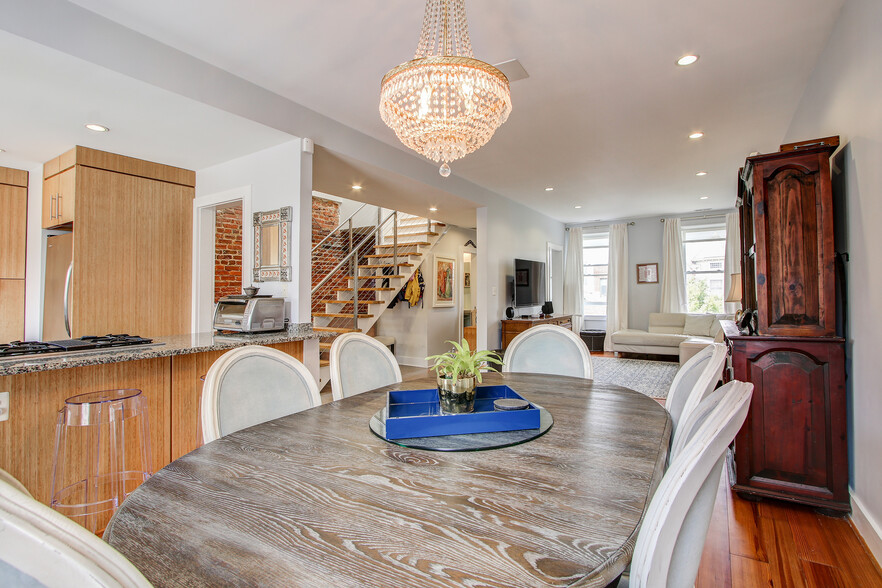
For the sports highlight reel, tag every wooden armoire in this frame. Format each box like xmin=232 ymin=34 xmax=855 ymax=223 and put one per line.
xmin=724 ymin=136 xmax=849 ymax=513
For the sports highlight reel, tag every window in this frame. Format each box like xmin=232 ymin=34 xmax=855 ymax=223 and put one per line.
xmin=582 ymin=231 xmax=609 ymax=316
xmin=682 ymin=222 xmax=726 ymax=313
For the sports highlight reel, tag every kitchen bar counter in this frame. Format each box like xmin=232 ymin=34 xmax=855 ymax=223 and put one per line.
xmin=0 ymin=326 xmax=323 ymax=502
xmin=0 ymin=323 xmax=324 ymax=376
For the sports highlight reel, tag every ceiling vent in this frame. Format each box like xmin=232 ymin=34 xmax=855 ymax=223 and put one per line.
xmin=494 ymin=59 xmax=529 ymax=83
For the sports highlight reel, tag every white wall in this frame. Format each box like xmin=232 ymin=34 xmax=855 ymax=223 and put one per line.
xmin=377 ymin=225 xmax=476 ymax=366
xmin=480 ymin=205 xmax=566 ymax=350
xmin=782 ymin=0 xmax=882 ymax=559
xmin=196 ymin=140 xmax=308 ymax=322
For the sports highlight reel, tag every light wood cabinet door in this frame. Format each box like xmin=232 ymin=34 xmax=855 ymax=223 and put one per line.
xmin=71 ymin=166 xmax=192 ymax=338
xmin=0 ymin=280 xmax=25 ymax=343
xmin=0 ymin=183 xmax=27 ymax=278
xmin=42 ymin=167 xmax=76 ymax=229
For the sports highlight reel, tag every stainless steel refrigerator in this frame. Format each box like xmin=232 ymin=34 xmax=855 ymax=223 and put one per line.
xmin=42 ymin=232 xmax=73 ymax=340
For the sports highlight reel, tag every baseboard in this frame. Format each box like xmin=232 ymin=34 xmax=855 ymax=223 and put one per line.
xmin=396 ymin=355 xmax=429 ymax=368
xmin=851 ymin=490 xmax=882 ymax=566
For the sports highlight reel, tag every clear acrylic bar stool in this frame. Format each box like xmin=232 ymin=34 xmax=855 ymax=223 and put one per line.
xmin=51 ymin=389 xmax=152 ymax=536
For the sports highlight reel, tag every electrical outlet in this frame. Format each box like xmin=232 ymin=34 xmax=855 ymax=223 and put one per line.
xmin=0 ymin=391 xmax=8 ymax=422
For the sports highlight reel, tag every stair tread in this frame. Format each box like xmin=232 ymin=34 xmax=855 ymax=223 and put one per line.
xmin=346 ymin=275 xmax=404 ymax=280
xmin=376 ymin=242 xmax=430 ymax=248
xmin=318 ymin=299 xmax=387 ymax=305
xmin=313 ymin=327 xmax=361 ymax=334
xmin=332 ymin=287 xmax=395 ymax=292
xmin=319 ymin=342 xmax=332 ymax=350
xmin=313 ymin=312 xmax=374 ymax=318
xmin=359 ymin=263 xmax=414 ymax=268
xmin=382 ymin=232 xmax=438 ymax=239
xmin=366 ymin=253 xmax=421 ymax=259
xmin=319 ymin=359 xmax=330 ymax=367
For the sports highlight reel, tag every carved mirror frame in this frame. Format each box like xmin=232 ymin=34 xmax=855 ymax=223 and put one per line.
xmin=253 ymin=206 xmax=292 ymax=282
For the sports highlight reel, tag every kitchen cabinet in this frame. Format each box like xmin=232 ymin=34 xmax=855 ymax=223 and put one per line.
xmin=42 ymin=146 xmax=196 ymax=339
xmin=42 ymin=166 xmax=76 ymax=228
xmin=0 ymin=166 xmax=28 ymax=342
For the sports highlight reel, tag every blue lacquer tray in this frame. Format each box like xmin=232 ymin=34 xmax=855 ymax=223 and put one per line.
xmin=384 ymin=385 xmax=541 ymax=440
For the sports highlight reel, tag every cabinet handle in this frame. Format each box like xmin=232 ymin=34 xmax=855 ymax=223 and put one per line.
xmin=50 ymin=195 xmax=56 ymax=219
xmin=57 ymin=194 xmax=63 ymax=219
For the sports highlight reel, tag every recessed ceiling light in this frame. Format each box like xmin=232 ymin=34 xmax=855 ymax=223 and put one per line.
xmin=700 ymin=196 xmax=709 ymax=200
xmin=0 ymin=148 xmax=5 ymax=153
xmin=689 ymin=131 xmax=704 ymax=139
xmin=351 ymin=184 xmax=362 ymax=190
xmin=696 ymin=171 xmax=708 ymax=176
xmin=574 ymin=205 xmax=582 ymax=209
xmin=545 ymin=187 xmax=554 ymax=191
xmin=85 ymin=123 xmax=110 ymax=132
xmin=677 ymin=54 xmax=699 ymax=66
xmin=429 ymin=206 xmax=438 ymax=212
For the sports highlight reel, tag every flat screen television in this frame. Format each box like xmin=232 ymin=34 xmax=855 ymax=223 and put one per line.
xmin=513 ymin=258 xmax=546 ymax=308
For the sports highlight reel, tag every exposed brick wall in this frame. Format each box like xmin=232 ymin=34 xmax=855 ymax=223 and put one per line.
xmin=215 ymin=204 xmax=243 ymax=302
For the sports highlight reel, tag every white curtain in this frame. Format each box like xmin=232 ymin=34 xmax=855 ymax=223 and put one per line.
xmin=604 ymin=223 xmax=629 ymax=351
xmin=660 ymin=218 xmax=687 ymax=313
xmin=724 ymin=212 xmax=742 ymax=314
xmin=563 ymin=227 xmax=584 ymax=333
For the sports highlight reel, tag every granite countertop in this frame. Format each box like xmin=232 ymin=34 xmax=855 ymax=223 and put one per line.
xmin=0 ymin=324 xmax=328 ymax=376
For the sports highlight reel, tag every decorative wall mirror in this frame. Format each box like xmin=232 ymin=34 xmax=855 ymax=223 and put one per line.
xmin=253 ymin=206 xmax=292 ymax=282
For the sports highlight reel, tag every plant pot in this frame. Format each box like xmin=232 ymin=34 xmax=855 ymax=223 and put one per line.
xmin=437 ymin=374 xmax=477 ymax=414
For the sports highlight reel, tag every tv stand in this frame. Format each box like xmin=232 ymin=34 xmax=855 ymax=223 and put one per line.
xmin=501 ymin=315 xmax=573 ymax=351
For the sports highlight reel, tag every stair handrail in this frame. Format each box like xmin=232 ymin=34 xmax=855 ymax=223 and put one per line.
xmin=311 ymin=202 xmax=370 ymax=254
xmin=311 ymin=210 xmax=398 ymax=296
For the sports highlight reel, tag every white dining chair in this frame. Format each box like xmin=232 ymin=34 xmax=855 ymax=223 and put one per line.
xmin=0 ymin=476 xmax=152 ymax=587
xmin=0 ymin=467 xmax=32 ymax=497
xmin=502 ymin=324 xmax=593 ymax=379
xmin=329 ymin=333 xmax=402 ymax=402
xmin=201 ymin=345 xmax=321 ymax=443
xmin=624 ymin=380 xmax=753 ymax=588
xmin=664 ymin=343 xmax=727 ymax=436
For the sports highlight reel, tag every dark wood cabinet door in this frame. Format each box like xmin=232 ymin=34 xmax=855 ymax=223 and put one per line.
xmin=730 ymin=335 xmax=849 ymax=511
xmin=750 ymin=146 xmax=836 ymax=337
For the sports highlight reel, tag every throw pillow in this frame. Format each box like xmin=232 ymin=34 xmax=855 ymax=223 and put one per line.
xmin=683 ymin=314 xmax=715 ymax=337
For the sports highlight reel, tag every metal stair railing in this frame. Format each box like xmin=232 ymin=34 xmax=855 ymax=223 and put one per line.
xmin=312 ymin=211 xmax=401 ymax=329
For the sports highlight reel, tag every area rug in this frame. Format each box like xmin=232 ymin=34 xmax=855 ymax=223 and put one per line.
xmin=591 ymin=357 xmax=679 ymax=399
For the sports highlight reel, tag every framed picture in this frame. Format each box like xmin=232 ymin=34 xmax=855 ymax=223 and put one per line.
xmin=433 ymin=255 xmax=455 ymax=307
xmin=637 ymin=263 xmax=658 ymax=284
xmin=464 ymin=272 xmax=471 ymax=288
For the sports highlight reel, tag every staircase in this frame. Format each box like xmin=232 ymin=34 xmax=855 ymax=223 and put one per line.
xmin=312 ymin=210 xmax=447 ymax=384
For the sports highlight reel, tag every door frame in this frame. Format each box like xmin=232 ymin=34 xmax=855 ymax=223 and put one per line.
xmin=192 ymin=186 xmax=252 ymax=333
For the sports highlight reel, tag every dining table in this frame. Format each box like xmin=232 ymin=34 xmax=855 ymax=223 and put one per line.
xmin=104 ymin=372 xmax=672 ymax=587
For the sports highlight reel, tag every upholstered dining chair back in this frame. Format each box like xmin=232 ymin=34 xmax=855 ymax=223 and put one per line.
xmin=0 ymin=476 xmax=151 ymax=587
xmin=628 ymin=380 xmax=753 ymax=588
xmin=0 ymin=467 xmax=31 ymax=497
xmin=502 ymin=324 xmax=593 ymax=380
xmin=665 ymin=343 xmax=727 ymax=435
xmin=330 ymin=333 xmax=402 ymax=402
xmin=201 ymin=345 xmax=321 ymax=443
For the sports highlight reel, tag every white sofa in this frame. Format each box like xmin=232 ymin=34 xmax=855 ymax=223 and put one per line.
xmin=611 ymin=313 xmax=730 ymax=364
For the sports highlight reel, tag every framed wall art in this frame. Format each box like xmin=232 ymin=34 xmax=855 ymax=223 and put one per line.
xmin=433 ymin=255 xmax=456 ymax=307
xmin=636 ymin=263 xmax=658 ymax=284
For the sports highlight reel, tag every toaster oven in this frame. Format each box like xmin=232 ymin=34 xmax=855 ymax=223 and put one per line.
xmin=213 ymin=296 xmax=286 ymax=332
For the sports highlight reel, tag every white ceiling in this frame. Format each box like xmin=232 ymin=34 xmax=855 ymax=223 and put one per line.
xmin=3 ymin=0 xmax=844 ymax=223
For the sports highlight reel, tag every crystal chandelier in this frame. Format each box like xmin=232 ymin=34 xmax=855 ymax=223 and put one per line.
xmin=379 ymin=0 xmax=512 ymax=177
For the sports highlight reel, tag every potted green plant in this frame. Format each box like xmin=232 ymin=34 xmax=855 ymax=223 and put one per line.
xmin=426 ymin=339 xmax=503 ymax=414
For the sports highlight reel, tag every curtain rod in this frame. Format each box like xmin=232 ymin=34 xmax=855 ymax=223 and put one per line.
xmin=660 ymin=213 xmax=726 ymax=223
xmin=566 ymin=221 xmax=635 ymax=230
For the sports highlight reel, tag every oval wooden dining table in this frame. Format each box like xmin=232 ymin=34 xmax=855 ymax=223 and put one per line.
xmin=105 ymin=372 xmax=672 ymax=588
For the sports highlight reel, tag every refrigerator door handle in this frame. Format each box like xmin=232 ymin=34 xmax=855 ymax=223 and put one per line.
xmin=63 ymin=262 xmax=73 ymax=337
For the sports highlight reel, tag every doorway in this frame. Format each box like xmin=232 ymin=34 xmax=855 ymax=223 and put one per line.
xmin=459 ymin=246 xmax=477 ymax=349
xmin=547 ymin=242 xmax=563 ymax=314
xmin=192 ymin=187 xmax=252 ymax=333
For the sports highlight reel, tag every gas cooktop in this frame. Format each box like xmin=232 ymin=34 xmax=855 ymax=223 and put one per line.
xmin=0 ymin=335 xmax=155 ymax=358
